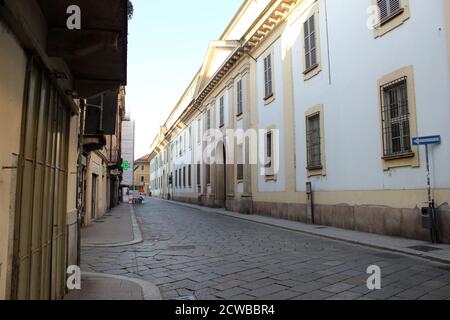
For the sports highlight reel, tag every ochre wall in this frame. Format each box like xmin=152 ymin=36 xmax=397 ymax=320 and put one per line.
xmin=0 ymin=19 xmax=27 ymax=299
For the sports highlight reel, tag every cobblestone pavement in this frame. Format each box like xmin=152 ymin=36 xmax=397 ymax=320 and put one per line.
xmin=81 ymin=199 xmax=450 ymax=300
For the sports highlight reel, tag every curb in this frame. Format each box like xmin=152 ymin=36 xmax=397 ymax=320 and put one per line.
xmin=152 ymin=197 xmax=450 ymax=265
xmin=82 ymin=205 xmax=143 ymax=248
xmin=82 ymin=272 xmax=162 ymax=300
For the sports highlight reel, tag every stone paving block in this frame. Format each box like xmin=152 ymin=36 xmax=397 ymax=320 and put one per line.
xmin=246 ymin=284 xmax=288 ymax=298
xmin=292 ymin=290 xmax=335 ymax=300
xmin=290 ymin=281 xmax=329 ymax=293
xmin=322 ymin=282 xmax=356 ymax=294
xmin=215 ymin=287 xmax=250 ymax=299
xmin=240 ymin=278 xmax=277 ymax=290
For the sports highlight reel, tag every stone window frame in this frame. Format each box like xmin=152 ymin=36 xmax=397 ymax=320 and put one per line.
xmin=305 ymin=104 xmax=326 ymax=177
xmin=372 ymin=0 xmax=410 ymax=38
xmin=378 ymin=65 xmax=419 ymax=171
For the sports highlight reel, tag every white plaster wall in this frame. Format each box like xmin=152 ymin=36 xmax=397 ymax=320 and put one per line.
xmin=290 ymin=0 xmax=450 ymax=192
xmin=256 ymin=38 xmax=286 ymax=192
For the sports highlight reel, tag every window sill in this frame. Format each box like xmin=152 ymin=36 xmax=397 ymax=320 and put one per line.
xmin=264 ymin=94 xmax=275 ymax=105
xmin=378 ymin=8 xmax=405 ymax=27
xmin=303 ymin=63 xmax=319 ymax=75
xmin=236 ymin=112 xmax=243 ymax=118
xmin=237 ymin=179 xmax=244 ymax=183
xmin=307 ymin=165 xmax=323 ymax=171
xmin=265 ymin=175 xmax=277 ymax=182
xmin=382 ymin=152 xmax=414 ymax=161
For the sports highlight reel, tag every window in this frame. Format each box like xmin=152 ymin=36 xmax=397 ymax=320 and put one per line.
xmin=183 ymin=167 xmax=186 ymax=187
xmin=381 ymin=77 xmax=412 ymax=158
xmin=219 ymin=96 xmax=224 ymax=127
xmin=378 ymin=0 xmax=402 ymax=23
xmin=206 ymin=164 xmax=211 ymax=185
xmin=206 ymin=109 xmax=211 ymax=130
xmin=188 ymin=165 xmax=192 ymax=187
xmin=188 ymin=127 xmax=192 ymax=148
xmin=197 ymin=119 xmax=201 ymax=143
xmin=306 ymin=113 xmax=322 ymax=169
xmin=197 ymin=163 xmax=201 ymax=186
xmin=237 ymin=79 xmax=243 ymax=115
xmin=179 ymin=168 xmax=182 ymax=187
xmin=265 ymin=130 xmax=274 ymax=176
xmin=141 ymin=176 xmax=144 ymax=183
xmin=141 ymin=165 xmax=144 ymax=171
xmin=175 ymin=170 xmax=178 ymax=188
xmin=304 ymin=15 xmax=317 ymax=72
xmin=263 ymin=54 xmax=273 ymax=99
xmin=180 ymin=137 xmax=183 ymax=155
xmin=373 ymin=0 xmax=409 ymax=38
xmin=237 ymin=142 xmax=244 ymax=181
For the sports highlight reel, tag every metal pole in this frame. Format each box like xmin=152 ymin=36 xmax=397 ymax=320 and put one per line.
xmin=425 ymin=145 xmax=432 ymax=204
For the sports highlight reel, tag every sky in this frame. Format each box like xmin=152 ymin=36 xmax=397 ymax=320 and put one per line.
xmin=127 ymin=0 xmax=244 ymax=159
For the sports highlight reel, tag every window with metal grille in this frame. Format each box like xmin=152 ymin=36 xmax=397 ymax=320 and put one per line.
xmin=237 ymin=142 xmax=244 ymax=180
xmin=304 ymin=14 xmax=317 ymax=72
xmin=197 ymin=163 xmax=201 ymax=187
xmin=264 ymin=54 xmax=273 ymax=99
xmin=219 ymin=96 xmax=224 ymax=127
xmin=237 ymin=80 xmax=243 ymax=115
xmin=265 ymin=131 xmax=273 ymax=175
xmin=206 ymin=164 xmax=211 ymax=185
xmin=306 ymin=113 xmax=322 ymax=169
xmin=381 ymin=77 xmax=412 ymax=158
xmin=377 ymin=0 xmax=402 ymax=23
xmin=188 ymin=165 xmax=192 ymax=187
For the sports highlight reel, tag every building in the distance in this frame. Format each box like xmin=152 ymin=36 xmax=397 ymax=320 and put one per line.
xmin=149 ymin=0 xmax=450 ymax=244
xmin=121 ymin=115 xmax=135 ymax=200
xmin=134 ymin=154 xmax=151 ymax=195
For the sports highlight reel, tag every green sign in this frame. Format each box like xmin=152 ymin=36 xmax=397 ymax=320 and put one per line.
xmin=121 ymin=160 xmax=130 ymax=171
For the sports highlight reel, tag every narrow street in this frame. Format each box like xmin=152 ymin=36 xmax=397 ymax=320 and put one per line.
xmin=81 ymin=199 xmax=450 ymax=300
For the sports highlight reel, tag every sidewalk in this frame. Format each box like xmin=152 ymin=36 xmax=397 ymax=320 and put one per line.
xmin=158 ymin=198 xmax=450 ymax=265
xmin=65 ymin=204 xmax=161 ymax=300
xmin=81 ymin=204 xmax=143 ymax=247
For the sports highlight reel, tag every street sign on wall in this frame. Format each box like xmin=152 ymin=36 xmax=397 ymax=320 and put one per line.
xmin=412 ymin=135 xmax=441 ymax=146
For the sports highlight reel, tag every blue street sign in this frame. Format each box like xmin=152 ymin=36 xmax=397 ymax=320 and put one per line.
xmin=412 ymin=136 xmax=441 ymax=146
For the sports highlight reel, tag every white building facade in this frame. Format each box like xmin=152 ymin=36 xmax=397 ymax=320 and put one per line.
xmin=149 ymin=0 xmax=450 ymax=243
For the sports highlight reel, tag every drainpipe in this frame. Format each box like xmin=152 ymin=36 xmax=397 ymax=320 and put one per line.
xmin=76 ymin=99 xmax=86 ymax=267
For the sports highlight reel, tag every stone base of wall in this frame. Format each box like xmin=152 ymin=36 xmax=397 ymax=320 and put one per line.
xmin=253 ymin=201 xmax=450 ymax=244
xmin=166 ymin=195 xmax=450 ymax=244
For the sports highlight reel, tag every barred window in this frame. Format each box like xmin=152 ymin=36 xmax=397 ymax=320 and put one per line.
xmin=175 ymin=170 xmax=178 ymax=188
xmin=265 ymin=130 xmax=273 ymax=176
xmin=237 ymin=143 xmax=244 ymax=181
xmin=264 ymin=54 xmax=273 ymax=99
xmin=306 ymin=113 xmax=322 ymax=169
xmin=304 ymin=15 xmax=317 ymax=72
xmin=219 ymin=96 xmax=224 ymax=127
xmin=206 ymin=164 xmax=211 ymax=185
xmin=188 ymin=165 xmax=192 ymax=187
xmin=237 ymin=80 xmax=243 ymax=115
xmin=197 ymin=163 xmax=201 ymax=186
xmin=377 ymin=0 xmax=402 ymax=23
xmin=381 ymin=77 xmax=412 ymax=157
